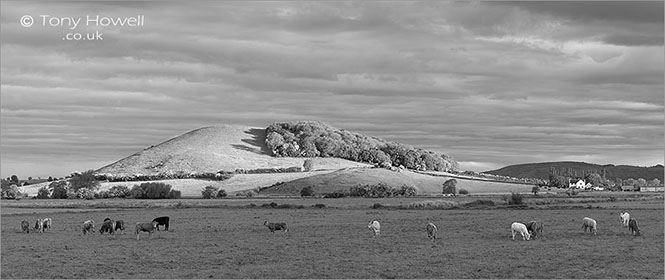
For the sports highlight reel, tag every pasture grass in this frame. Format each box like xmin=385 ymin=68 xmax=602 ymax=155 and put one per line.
xmin=1 ymin=199 xmax=663 ymax=279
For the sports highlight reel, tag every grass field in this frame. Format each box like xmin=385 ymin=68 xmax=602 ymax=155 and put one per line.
xmin=1 ymin=198 xmax=663 ymax=279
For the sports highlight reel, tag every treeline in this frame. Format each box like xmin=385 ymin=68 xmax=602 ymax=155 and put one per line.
xmin=301 ymin=182 xmax=417 ymax=198
xmin=265 ymin=121 xmax=459 ymax=172
xmin=34 ymin=181 xmax=181 ymax=200
xmin=95 ymin=166 xmax=302 ymax=182
xmin=94 ymin=171 xmax=234 ymax=182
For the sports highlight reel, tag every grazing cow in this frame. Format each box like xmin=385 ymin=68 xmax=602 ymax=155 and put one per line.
xmin=34 ymin=218 xmax=44 ymax=233
xmin=582 ymin=217 xmax=597 ymax=235
xmin=368 ymin=220 xmax=380 ymax=238
xmin=114 ymin=220 xmax=126 ymax=233
xmin=263 ymin=221 xmax=288 ymax=235
xmin=41 ymin=218 xmax=52 ymax=232
xmin=152 ymin=216 xmax=170 ymax=231
xmin=99 ymin=219 xmax=115 ymax=235
xmin=135 ymin=221 xmax=159 ymax=240
xmin=21 ymin=220 xmax=30 ymax=233
xmin=82 ymin=220 xmax=95 ymax=235
xmin=511 ymin=222 xmax=531 ymax=241
xmin=620 ymin=212 xmax=630 ymax=227
xmin=426 ymin=222 xmax=437 ymax=241
xmin=628 ymin=218 xmax=641 ymax=236
xmin=524 ymin=221 xmax=544 ymax=239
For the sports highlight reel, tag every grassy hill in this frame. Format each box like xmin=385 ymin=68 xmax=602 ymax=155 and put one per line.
xmin=260 ymin=168 xmax=535 ymax=196
xmin=17 ymin=123 xmax=533 ymax=198
xmin=484 ymin=161 xmax=664 ymax=181
xmin=96 ymin=125 xmax=370 ymax=175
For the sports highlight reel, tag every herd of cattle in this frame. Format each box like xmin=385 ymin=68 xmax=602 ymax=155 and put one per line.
xmin=21 ymin=216 xmax=171 ymax=240
xmin=19 ymin=211 xmax=642 ymax=241
xmin=374 ymin=211 xmax=639 ymax=241
xmin=505 ymin=211 xmax=640 ymax=241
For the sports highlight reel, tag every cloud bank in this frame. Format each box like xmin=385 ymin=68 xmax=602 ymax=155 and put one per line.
xmin=1 ymin=1 xmax=663 ymax=178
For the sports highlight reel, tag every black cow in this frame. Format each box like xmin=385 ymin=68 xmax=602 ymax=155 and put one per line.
xmin=99 ymin=219 xmax=115 ymax=235
xmin=628 ymin=218 xmax=641 ymax=236
xmin=152 ymin=216 xmax=170 ymax=231
xmin=524 ymin=221 xmax=544 ymax=239
xmin=114 ymin=220 xmax=126 ymax=232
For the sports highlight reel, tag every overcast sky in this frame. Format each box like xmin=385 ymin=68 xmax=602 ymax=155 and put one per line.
xmin=1 ymin=1 xmax=663 ymax=179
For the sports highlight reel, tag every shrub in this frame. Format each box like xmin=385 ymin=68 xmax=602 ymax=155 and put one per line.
xmin=50 ymin=181 xmax=69 ymax=199
xmin=37 ymin=187 xmax=51 ymax=199
xmin=399 ymin=185 xmax=417 ymax=197
xmin=1 ymin=184 xmax=19 ymax=200
xmin=129 ymin=185 xmax=143 ymax=198
xmin=202 ymin=186 xmax=219 ymax=199
xmin=314 ymin=203 xmax=326 ymax=208
xmin=323 ymin=190 xmax=349 ymax=198
xmin=464 ymin=200 xmax=495 ymax=207
xmin=76 ymin=188 xmax=95 ymax=200
xmin=303 ymin=159 xmax=314 ymax=171
xmin=532 ymin=186 xmax=540 ymax=196
xmin=215 ymin=172 xmax=234 ymax=181
xmin=168 ymin=189 xmax=181 ymax=199
xmin=508 ymin=192 xmax=524 ymax=205
xmin=407 ymin=200 xmax=459 ymax=209
xmin=66 ymin=189 xmax=77 ymax=199
xmin=347 ymin=183 xmax=414 ymax=198
xmin=69 ymin=170 xmax=100 ymax=192
xmin=277 ymin=204 xmax=305 ymax=209
xmin=109 ymin=185 xmax=130 ymax=198
xmin=130 ymin=182 xmax=177 ymax=199
xmin=442 ymin=179 xmax=457 ymax=195
xmin=300 ymin=186 xmax=315 ymax=197
xmin=217 ymin=189 xmax=227 ymax=198
xmin=262 ymin=202 xmax=279 ymax=208
xmin=97 ymin=191 xmax=112 ymax=199
xmin=458 ymin=188 xmax=469 ymax=195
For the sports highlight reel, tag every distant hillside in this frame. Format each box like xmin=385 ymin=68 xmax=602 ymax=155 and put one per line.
xmin=260 ymin=168 xmax=535 ymax=196
xmin=484 ymin=161 xmax=664 ymax=181
xmin=96 ymin=125 xmax=370 ymax=175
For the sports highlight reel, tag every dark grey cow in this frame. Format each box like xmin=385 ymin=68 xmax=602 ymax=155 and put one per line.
xmin=135 ymin=221 xmax=159 ymax=240
xmin=628 ymin=218 xmax=641 ymax=236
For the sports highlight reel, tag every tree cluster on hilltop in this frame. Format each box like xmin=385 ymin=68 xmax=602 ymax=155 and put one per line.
xmin=265 ymin=121 xmax=459 ymax=172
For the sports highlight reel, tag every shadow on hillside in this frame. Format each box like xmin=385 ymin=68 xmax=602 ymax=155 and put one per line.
xmin=232 ymin=128 xmax=273 ymax=156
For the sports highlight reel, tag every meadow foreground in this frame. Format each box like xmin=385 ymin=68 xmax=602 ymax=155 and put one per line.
xmin=1 ymin=199 xmax=663 ymax=278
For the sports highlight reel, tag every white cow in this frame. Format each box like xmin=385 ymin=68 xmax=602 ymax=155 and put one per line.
xmin=82 ymin=220 xmax=95 ymax=235
xmin=368 ymin=220 xmax=380 ymax=238
xmin=582 ymin=217 xmax=597 ymax=235
xmin=511 ymin=222 xmax=530 ymax=241
xmin=42 ymin=218 xmax=52 ymax=232
xmin=426 ymin=222 xmax=437 ymax=241
xmin=620 ymin=212 xmax=630 ymax=227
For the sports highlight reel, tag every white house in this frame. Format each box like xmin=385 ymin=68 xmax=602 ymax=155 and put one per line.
xmin=569 ymin=179 xmax=586 ymax=189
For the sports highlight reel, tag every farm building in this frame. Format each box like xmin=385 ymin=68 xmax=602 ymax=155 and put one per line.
xmin=569 ymin=179 xmax=586 ymax=189
xmin=639 ymin=186 xmax=664 ymax=192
